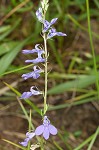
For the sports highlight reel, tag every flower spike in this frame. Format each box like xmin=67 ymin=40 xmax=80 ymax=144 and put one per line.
xmin=20 ymin=0 xmax=66 ymax=146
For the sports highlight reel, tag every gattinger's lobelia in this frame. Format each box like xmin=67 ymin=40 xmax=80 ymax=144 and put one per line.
xmin=20 ymin=0 xmax=67 ymax=149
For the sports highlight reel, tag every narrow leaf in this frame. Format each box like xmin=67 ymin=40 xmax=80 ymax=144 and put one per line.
xmin=48 ymin=75 xmax=99 ymax=95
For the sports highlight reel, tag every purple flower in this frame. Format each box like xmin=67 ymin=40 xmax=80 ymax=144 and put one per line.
xmin=22 ymin=66 xmax=43 ymax=80
xmin=22 ymin=49 xmax=37 ymax=54
xmin=22 ymin=44 xmax=43 ymax=54
xmin=25 ymin=57 xmax=45 ymax=64
xmin=36 ymin=7 xmax=43 ymax=22
xmin=43 ymin=18 xmax=58 ymax=33
xmin=26 ymin=132 xmax=35 ymax=139
xmin=20 ymin=86 xmax=42 ymax=99
xmin=20 ymin=138 xmax=30 ymax=147
xmin=25 ymin=46 xmax=45 ymax=64
xmin=47 ymin=28 xmax=67 ymax=39
xmin=35 ymin=116 xmax=57 ymax=140
xmin=20 ymin=132 xmax=35 ymax=147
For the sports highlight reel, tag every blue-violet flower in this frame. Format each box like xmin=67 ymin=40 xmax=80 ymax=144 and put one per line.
xmin=47 ymin=28 xmax=67 ymax=39
xmin=35 ymin=116 xmax=57 ymax=140
xmin=20 ymin=86 xmax=42 ymax=99
xmin=43 ymin=18 xmax=58 ymax=33
xmin=25 ymin=57 xmax=45 ymax=64
xmin=36 ymin=7 xmax=43 ymax=22
xmin=20 ymin=132 xmax=35 ymax=147
xmin=22 ymin=44 xmax=44 ymax=54
xmin=22 ymin=66 xmax=43 ymax=80
xmin=25 ymin=44 xmax=45 ymax=64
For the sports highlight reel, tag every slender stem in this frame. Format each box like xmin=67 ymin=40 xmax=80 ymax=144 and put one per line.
xmin=28 ymin=110 xmax=32 ymax=150
xmin=40 ymin=138 xmax=44 ymax=150
xmin=42 ymin=2 xmax=48 ymax=115
xmin=43 ymin=33 xmax=48 ymax=114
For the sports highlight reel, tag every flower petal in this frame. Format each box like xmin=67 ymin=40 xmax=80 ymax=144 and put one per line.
xmin=22 ymin=49 xmax=37 ymax=54
xmin=35 ymin=44 xmax=40 ymax=49
xmin=50 ymin=18 xmax=58 ymax=25
xmin=43 ymin=18 xmax=58 ymax=32
xmin=56 ymin=32 xmax=67 ymax=36
xmin=49 ymin=124 xmax=58 ymax=135
xmin=22 ymin=66 xmax=42 ymax=80
xmin=25 ymin=58 xmax=45 ymax=64
xmin=20 ymin=92 xmax=32 ymax=99
xmin=43 ymin=127 xmax=50 ymax=140
xmin=43 ymin=20 xmax=50 ymax=32
xmin=22 ymin=72 xmax=34 ymax=80
xmin=30 ymin=86 xmax=41 ymax=95
xmin=26 ymin=132 xmax=35 ymax=139
xmin=47 ymin=32 xmax=57 ymax=39
xmin=19 ymin=138 xmax=29 ymax=147
xmin=33 ymin=73 xmax=40 ymax=79
xmin=36 ymin=7 xmax=43 ymax=22
xmin=47 ymin=28 xmax=67 ymax=39
xmin=35 ymin=125 xmax=44 ymax=135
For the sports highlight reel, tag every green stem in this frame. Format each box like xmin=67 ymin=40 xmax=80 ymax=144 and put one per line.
xmin=43 ymin=1 xmax=48 ymax=115
xmin=86 ymin=0 xmax=99 ymax=98
xmin=43 ymin=33 xmax=48 ymax=114
xmin=40 ymin=138 xmax=44 ymax=150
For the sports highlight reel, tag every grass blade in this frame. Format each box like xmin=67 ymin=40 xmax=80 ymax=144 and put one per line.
xmin=53 ymin=141 xmax=63 ymax=150
xmin=17 ymin=98 xmax=34 ymax=130
xmin=48 ymin=75 xmax=99 ymax=95
xmin=67 ymin=14 xmax=99 ymax=39
xmin=0 ymin=41 xmax=19 ymax=56
xmin=86 ymin=0 xmax=99 ymax=98
xmin=49 ymin=96 xmax=98 ymax=111
xmin=3 ymin=82 xmax=41 ymax=115
xmin=0 ymin=34 xmax=33 ymax=75
xmin=2 ymin=139 xmax=26 ymax=150
xmin=0 ymin=19 xmax=21 ymax=41
xmin=74 ymin=127 xmax=99 ymax=150
xmin=87 ymin=126 xmax=99 ymax=150
xmin=0 ymin=25 xmax=11 ymax=33
xmin=48 ymin=40 xmax=65 ymax=72
xmin=0 ymin=64 xmax=33 ymax=77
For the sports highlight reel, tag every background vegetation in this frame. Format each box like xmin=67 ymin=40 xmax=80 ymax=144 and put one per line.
xmin=0 ymin=0 xmax=99 ymax=149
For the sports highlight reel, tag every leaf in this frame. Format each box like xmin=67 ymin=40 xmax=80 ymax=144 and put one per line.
xmin=49 ymin=96 xmax=98 ymax=111
xmin=0 ymin=64 xmax=33 ymax=77
xmin=0 ymin=34 xmax=33 ymax=75
xmin=2 ymin=139 xmax=26 ymax=150
xmin=48 ymin=75 xmax=99 ymax=94
xmin=0 ymin=41 xmax=19 ymax=56
xmin=4 ymin=82 xmax=41 ymax=115
xmin=48 ymin=40 xmax=65 ymax=72
xmin=0 ymin=19 xmax=21 ymax=41
xmin=0 ymin=25 xmax=11 ymax=33
xmin=87 ymin=127 xmax=99 ymax=150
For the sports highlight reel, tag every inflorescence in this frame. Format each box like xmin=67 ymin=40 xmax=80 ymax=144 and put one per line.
xmin=20 ymin=0 xmax=66 ymax=148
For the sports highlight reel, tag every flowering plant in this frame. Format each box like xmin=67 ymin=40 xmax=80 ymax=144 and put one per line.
xmin=20 ymin=0 xmax=66 ymax=149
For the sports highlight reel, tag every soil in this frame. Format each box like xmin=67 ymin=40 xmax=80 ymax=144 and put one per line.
xmin=0 ymin=97 xmax=99 ymax=150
